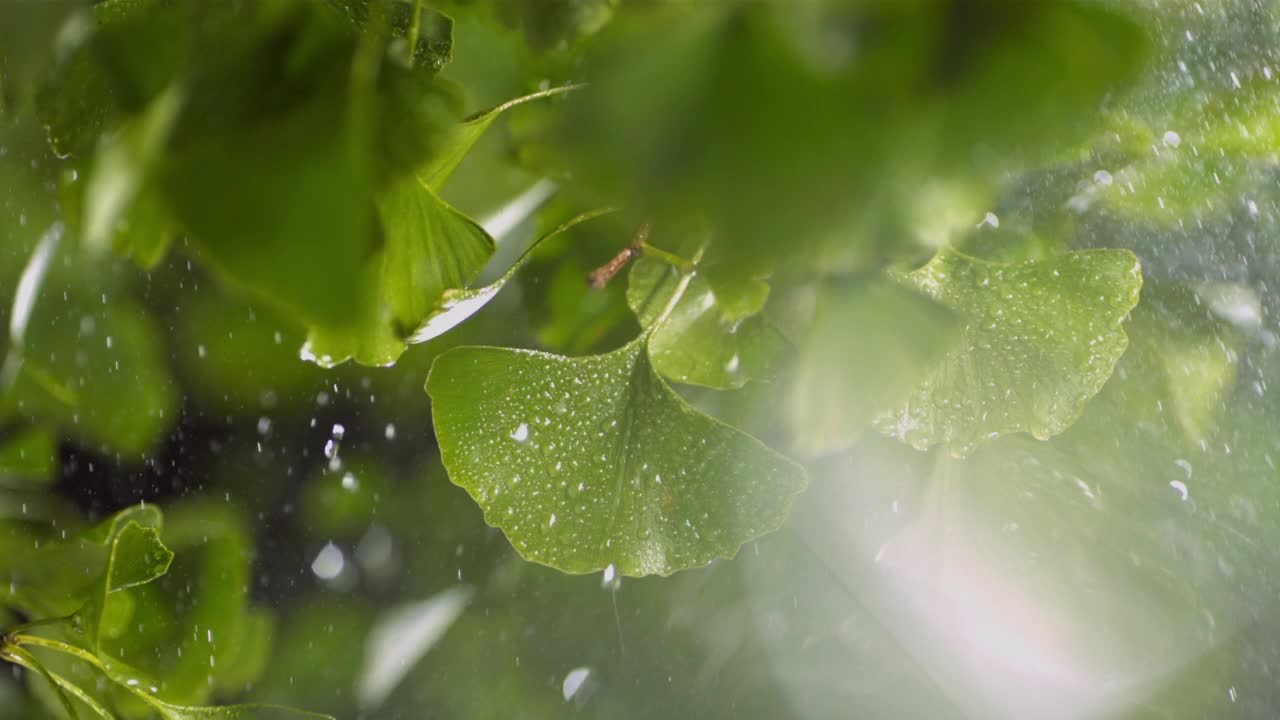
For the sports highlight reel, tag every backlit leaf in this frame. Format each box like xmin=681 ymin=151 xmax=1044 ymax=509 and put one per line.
xmin=876 ymin=248 xmax=1142 ymax=456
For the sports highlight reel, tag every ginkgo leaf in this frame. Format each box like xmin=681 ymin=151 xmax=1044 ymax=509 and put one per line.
xmin=410 ymin=209 xmax=615 ymax=344
xmin=426 ymin=338 xmax=807 ymax=577
xmin=103 ymin=522 xmax=173 ymax=593
xmin=876 ymin=248 xmax=1142 ymax=456
xmin=72 ymin=506 xmax=173 ymax=649
xmin=301 ymin=177 xmax=495 ymax=367
xmin=626 ymin=257 xmax=786 ymax=389
xmin=301 ymin=88 xmax=582 ymax=367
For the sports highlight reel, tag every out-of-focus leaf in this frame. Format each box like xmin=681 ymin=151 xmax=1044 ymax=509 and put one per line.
xmin=698 ymin=267 xmax=770 ymax=323
xmin=249 ymin=597 xmax=375 ymax=718
xmin=931 ymin=0 xmax=1147 ymax=167
xmin=419 ymin=85 xmax=580 ymax=190
xmin=876 ymin=248 xmax=1142 ymax=456
xmin=161 ymin=93 xmax=377 ymax=333
xmin=215 ymin=609 xmax=275 ymax=697
xmin=81 ymin=504 xmax=163 ymax=545
xmin=1 ymin=504 xmax=154 ymax=620
xmin=4 ymin=503 xmax=330 ymax=718
xmin=5 ymin=284 xmax=177 ymax=459
xmin=626 ymin=257 xmax=786 ymax=389
xmin=558 ymin=0 xmax=1145 ymax=276
xmin=73 ymin=505 xmax=171 ymax=644
xmin=427 ymin=338 xmax=807 ymax=576
xmin=408 ymin=208 xmax=615 ymax=344
xmin=325 ymin=0 xmax=455 ymax=73
xmin=42 ymin=0 xmax=464 ymax=331
xmin=0 ymin=426 xmax=57 ymax=485
xmin=1093 ymin=153 xmax=1251 ymax=224
xmin=0 ymin=0 xmax=85 ymax=108
xmin=170 ymin=288 xmax=322 ymax=415
xmin=103 ymin=522 xmax=172 ymax=593
xmin=82 ymin=85 xmax=181 ymax=257
xmin=789 ymin=278 xmax=960 ymax=455
xmin=301 ymin=177 xmax=494 ymax=367
xmin=1094 ymin=284 xmax=1240 ymax=446
xmin=356 ymin=586 xmax=474 ymax=711
xmin=127 ymin=502 xmax=259 ymax=703
xmin=301 ymin=84 xmax=594 ymax=367
xmin=491 ymin=0 xmax=616 ymax=52
xmin=59 ymin=502 xmax=267 ymax=707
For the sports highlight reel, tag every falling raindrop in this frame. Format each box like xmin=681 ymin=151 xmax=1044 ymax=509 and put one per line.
xmin=601 ymin=563 xmax=620 ymax=591
xmin=311 ymin=542 xmax=345 ymax=580
xmin=562 ymin=667 xmax=593 ymax=702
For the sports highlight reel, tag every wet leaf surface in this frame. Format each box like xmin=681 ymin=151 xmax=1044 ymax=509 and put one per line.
xmin=877 ymin=248 xmax=1143 ymax=455
xmin=428 ymin=338 xmax=806 ymax=576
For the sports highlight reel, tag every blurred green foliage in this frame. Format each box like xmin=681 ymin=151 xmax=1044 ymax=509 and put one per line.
xmin=3 ymin=0 xmax=1280 ymax=718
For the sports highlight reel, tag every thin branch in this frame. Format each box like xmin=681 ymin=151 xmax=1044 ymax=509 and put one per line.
xmin=588 ymin=223 xmax=650 ymax=289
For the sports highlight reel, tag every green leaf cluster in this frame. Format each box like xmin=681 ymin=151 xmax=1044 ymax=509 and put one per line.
xmin=1 ymin=505 xmax=329 ymax=719
xmin=11 ymin=1 xmax=1279 ymax=716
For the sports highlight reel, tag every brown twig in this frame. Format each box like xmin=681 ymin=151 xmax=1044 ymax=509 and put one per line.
xmin=587 ymin=223 xmax=651 ymax=289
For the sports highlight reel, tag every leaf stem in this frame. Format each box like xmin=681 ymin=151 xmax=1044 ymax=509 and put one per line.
xmin=0 ymin=646 xmax=103 ymax=720
xmin=637 ymin=241 xmax=694 ymax=272
xmin=651 ymin=243 xmax=707 ymax=328
xmin=12 ymin=634 xmax=105 ymax=670
xmin=406 ymin=0 xmax=424 ymax=68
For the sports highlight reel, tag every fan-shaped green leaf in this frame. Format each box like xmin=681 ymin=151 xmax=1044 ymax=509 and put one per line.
xmin=409 ymin=208 xmax=615 ymax=344
xmin=103 ymin=522 xmax=173 ymax=594
xmin=427 ymin=338 xmax=807 ymax=576
xmin=876 ymin=249 xmax=1142 ymax=456
xmin=301 ymin=178 xmax=495 ymax=368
